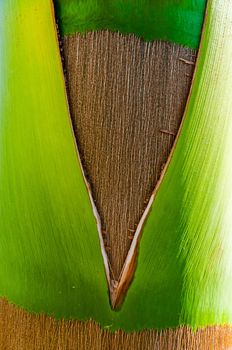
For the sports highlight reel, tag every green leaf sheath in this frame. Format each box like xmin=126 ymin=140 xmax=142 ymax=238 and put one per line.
xmin=119 ymin=0 xmax=232 ymax=331
xmin=54 ymin=0 xmax=206 ymax=48
xmin=0 ymin=0 xmax=232 ymax=332
xmin=0 ymin=0 xmax=110 ymax=323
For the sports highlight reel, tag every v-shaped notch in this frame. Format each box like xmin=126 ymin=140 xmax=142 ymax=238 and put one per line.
xmin=61 ymin=31 xmax=199 ymax=308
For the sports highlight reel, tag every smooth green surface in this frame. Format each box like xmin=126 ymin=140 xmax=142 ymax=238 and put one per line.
xmin=1 ymin=0 xmax=232 ymax=332
xmin=54 ymin=0 xmax=206 ymax=48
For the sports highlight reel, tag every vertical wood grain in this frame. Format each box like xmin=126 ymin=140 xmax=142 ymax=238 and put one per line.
xmin=63 ymin=31 xmax=196 ymax=279
xmin=0 ymin=300 xmax=232 ymax=349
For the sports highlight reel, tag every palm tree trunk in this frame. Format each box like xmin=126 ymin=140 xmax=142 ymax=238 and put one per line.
xmin=1 ymin=31 xmax=232 ymax=350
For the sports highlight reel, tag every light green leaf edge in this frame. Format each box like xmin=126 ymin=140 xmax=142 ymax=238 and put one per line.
xmin=0 ymin=0 xmax=232 ymax=333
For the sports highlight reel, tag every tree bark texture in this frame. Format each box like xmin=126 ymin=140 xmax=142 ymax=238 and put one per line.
xmin=63 ymin=31 xmax=196 ymax=279
xmin=1 ymin=300 xmax=232 ymax=349
xmin=1 ymin=31 xmax=231 ymax=349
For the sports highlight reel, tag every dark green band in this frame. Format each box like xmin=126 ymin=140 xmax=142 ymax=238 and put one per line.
xmin=54 ymin=0 xmax=207 ymax=48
